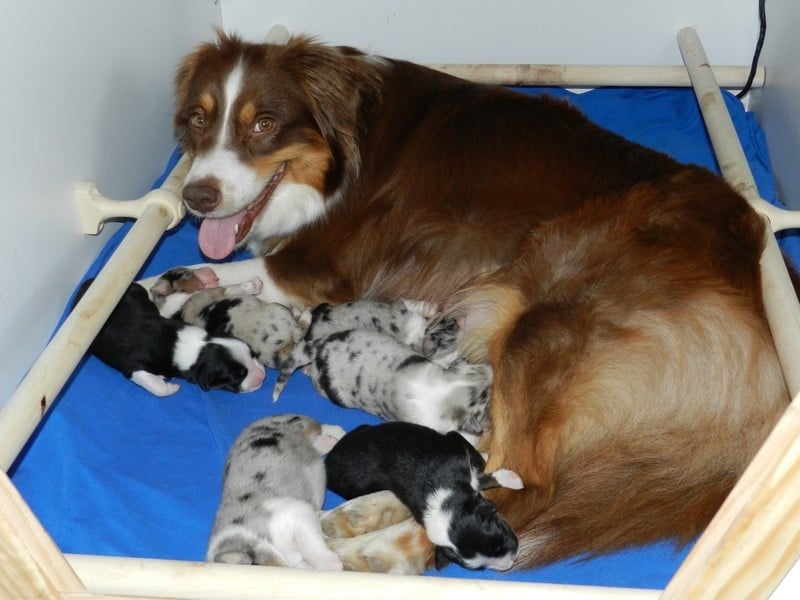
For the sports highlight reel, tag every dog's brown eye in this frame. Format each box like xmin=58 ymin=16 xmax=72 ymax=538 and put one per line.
xmin=189 ymin=111 xmax=206 ymax=130
xmin=253 ymin=116 xmax=275 ymax=134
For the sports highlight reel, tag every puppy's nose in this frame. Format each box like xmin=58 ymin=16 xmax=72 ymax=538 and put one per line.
xmin=182 ymin=182 xmax=220 ymax=213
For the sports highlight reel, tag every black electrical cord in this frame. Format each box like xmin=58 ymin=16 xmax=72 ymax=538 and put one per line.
xmin=737 ymin=0 xmax=767 ymax=98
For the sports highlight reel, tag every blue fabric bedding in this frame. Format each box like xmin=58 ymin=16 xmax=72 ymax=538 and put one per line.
xmin=10 ymin=87 xmax=797 ymax=590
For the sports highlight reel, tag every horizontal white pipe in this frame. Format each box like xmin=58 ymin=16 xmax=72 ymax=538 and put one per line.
xmin=662 ymin=27 xmax=800 ymax=599
xmin=427 ymin=64 xmax=762 ymax=89
xmin=64 ymin=554 xmax=659 ymax=600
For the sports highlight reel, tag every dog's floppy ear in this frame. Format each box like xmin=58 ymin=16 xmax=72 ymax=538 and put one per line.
xmin=280 ymin=38 xmax=383 ymax=169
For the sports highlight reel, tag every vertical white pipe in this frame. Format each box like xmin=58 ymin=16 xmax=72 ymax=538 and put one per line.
xmin=662 ymin=27 xmax=800 ymax=599
xmin=676 ymin=27 xmax=800 ymax=395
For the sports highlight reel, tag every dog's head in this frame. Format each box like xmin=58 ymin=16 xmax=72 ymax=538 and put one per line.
xmin=173 ymin=32 xmax=381 ymax=259
xmin=187 ymin=336 xmax=266 ymax=393
xmin=427 ymin=490 xmax=518 ymax=571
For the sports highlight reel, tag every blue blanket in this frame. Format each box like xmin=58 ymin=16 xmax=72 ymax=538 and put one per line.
xmin=10 ymin=87 xmax=797 ymax=590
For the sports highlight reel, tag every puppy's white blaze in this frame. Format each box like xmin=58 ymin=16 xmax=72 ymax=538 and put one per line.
xmin=173 ymin=326 xmax=208 ymax=371
xmin=247 ymin=182 xmax=327 ymax=247
xmin=212 ymin=336 xmax=266 ymax=392
xmin=422 ymin=488 xmax=454 ymax=548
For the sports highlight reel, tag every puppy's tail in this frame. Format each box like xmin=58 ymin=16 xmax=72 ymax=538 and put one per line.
xmin=271 ymin=368 xmax=294 ymax=402
xmin=271 ymin=341 xmax=314 ymax=402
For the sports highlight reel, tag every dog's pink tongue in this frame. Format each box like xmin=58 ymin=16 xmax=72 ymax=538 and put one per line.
xmin=198 ymin=211 xmax=245 ymax=260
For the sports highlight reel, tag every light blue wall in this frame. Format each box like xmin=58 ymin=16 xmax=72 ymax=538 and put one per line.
xmin=0 ymin=0 xmax=222 ymax=405
xmin=219 ymin=0 xmax=759 ymax=65
xmin=750 ymin=0 xmax=800 ymax=209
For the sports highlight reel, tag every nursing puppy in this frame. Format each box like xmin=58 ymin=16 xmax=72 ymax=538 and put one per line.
xmin=274 ymin=329 xmax=492 ymax=435
xmin=153 ymin=270 xmax=305 ymax=369
xmin=74 ymin=279 xmax=265 ymax=396
xmin=302 ymin=299 xmax=430 ymax=353
xmin=301 ymin=300 xmax=465 ymax=365
xmin=167 ymin=33 xmax=795 ymax=567
xmin=207 ymin=414 xmax=345 ymax=570
xmin=326 ymin=422 xmax=522 ymax=570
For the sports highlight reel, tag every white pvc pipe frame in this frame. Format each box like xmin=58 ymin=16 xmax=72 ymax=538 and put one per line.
xmin=1 ymin=25 xmax=799 ymax=600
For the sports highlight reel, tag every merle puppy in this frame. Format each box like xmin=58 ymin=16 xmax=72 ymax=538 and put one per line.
xmin=207 ymin=414 xmax=345 ymax=569
xmin=74 ymin=279 xmax=265 ymax=396
xmin=273 ymin=329 xmax=492 ymax=435
xmin=325 ymin=422 xmax=522 ymax=571
xmin=300 ymin=299 xmax=463 ymax=367
xmin=151 ymin=270 xmax=305 ymax=370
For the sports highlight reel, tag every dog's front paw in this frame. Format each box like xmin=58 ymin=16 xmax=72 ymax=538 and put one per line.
xmin=241 ymin=277 xmax=264 ymax=295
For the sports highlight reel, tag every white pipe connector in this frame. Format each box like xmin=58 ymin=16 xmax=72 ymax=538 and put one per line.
xmin=265 ymin=24 xmax=291 ymax=45
xmin=76 ymin=183 xmax=185 ymax=235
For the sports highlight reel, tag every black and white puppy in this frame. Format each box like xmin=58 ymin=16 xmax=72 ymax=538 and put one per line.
xmin=74 ymin=279 xmax=265 ymax=396
xmin=179 ymin=289 xmax=303 ymax=371
xmin=325 ymin=422 xmax=523 ymax=571
xmin=150 ymin=269 xmax=304 ymax=370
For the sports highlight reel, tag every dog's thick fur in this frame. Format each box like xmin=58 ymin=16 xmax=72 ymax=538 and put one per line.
xmin=171 ymin=33 xmax=794 ymax=567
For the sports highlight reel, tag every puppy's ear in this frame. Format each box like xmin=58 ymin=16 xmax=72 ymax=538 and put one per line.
xmin=434 ymin=547 xmax=454 ymax=570
xmin=281 ymin=39 xmax=382 ymax=169
xmin=149 ymin=278 xmax=172 ymax=298
xmin=195 ymin=370 xmax=214 ymax=392
xmin=476 ymin=501 xmax=498 ymax=520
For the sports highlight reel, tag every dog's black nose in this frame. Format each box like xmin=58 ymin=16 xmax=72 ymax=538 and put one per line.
xmin=182 ymin=182 xmax=221 ymax=213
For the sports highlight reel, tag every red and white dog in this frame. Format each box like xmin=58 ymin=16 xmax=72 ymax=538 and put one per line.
xmin=167 ymin=32 xmax=794 ymax=569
